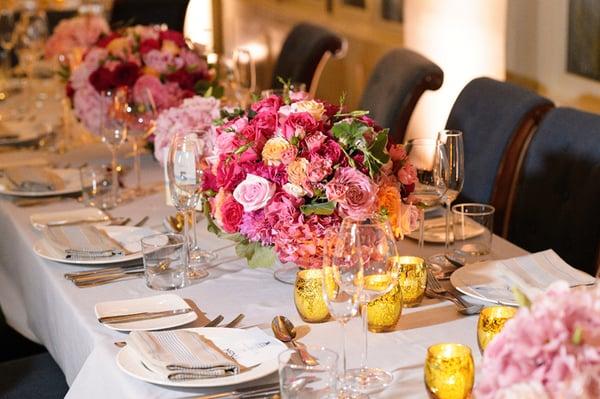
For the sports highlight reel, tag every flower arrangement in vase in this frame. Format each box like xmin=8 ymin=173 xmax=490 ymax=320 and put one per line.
xmin=202 ymin=92 xmax=419 ymax=268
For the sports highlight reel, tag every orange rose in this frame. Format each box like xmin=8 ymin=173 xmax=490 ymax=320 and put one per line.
xmin=376 ymin=184 xmax=404 ymax=238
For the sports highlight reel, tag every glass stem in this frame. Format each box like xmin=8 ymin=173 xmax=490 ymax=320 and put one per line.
xmin=341 ymin=320 xmax=348 ymax=374
xmin=360 ymin=302 xmax=368 ymax=370
xmin=189 ymin=209 xmax=198 ymax=250
xmin=111 ymin=147 xmax=118 ymax=205
xmin=444 ymin=199 xmax=452 ymax=251
xmin=182 ymin=209 xmax=190 ymax=271
xmin=418 ymin=208 xmax=425 ymax=249
xmin=132 ymin=139 xmax=141 ymax=191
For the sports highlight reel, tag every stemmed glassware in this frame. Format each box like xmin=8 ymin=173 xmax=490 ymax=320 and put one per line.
xmin=123 ymin=88 xmax=158 ymax=196
xmin=405 ymin=138 xmax=448 ymax=248
xmin=167 ymin=133 xmax=214 ymax=282
xmin=15 ymin=4 xmax=47 ymax=91
xmin=428 ymin=130 xmax=465 ymax=269
xmin=99 ymin=89 xmax=128 ymax=209
xmin=331 ymin=217 xmax=399 ymax=394
xmin=0 ymin=7 xmax=17 ymax=84
xmin=232 ymin=48 xmax=255 ymax=106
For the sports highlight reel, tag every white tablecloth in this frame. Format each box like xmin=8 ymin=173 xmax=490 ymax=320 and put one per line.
xmin=0 ymin=145 xmax=529 ymax=398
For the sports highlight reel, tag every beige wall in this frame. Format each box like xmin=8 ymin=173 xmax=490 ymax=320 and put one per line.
xmin=507 ymin=0 xmax=600 ymax=112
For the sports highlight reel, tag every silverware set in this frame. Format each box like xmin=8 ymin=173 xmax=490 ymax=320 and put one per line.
xmin=426 ymin=268 xmax=483 ymax=315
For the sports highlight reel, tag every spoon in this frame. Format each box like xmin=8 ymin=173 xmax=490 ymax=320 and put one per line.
xmin=271 ymin=316 xmax=318 ymax=366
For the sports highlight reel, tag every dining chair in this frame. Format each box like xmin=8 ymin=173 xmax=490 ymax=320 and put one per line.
xmin=271 ymin=22 xmax=345 ymax=97
xmin=0 ymin=352 xmax=68 ymax=398
xmin=358 ymin=48 xmax=443 ymax=144
xmin=506 ymin=107 xmax=600 ymax=277
xmin=110 ymin=0 xmax=189 ymax=31
xmin=445 ymin=77 xmax=554 ymax=233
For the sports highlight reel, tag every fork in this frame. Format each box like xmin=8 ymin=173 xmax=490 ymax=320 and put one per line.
xmin=224 ymin=313 xmax=245 ymax=328
xmin=426 ymin=267 xmax=473 ymax=309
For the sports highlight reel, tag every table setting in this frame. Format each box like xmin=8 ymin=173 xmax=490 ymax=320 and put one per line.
xmin=0 ymin=7 xmax=598 ymax=399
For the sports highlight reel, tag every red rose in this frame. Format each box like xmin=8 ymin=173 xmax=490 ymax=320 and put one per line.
xmin=166 ymin=69 xmax=196 ymax=91
xmin=317 ymin=139 xmax=342 ymax=164
xmin=220 ymin=196 xmax=244 ymax=233
xmin=216 ymin=159 xmax=246 ymax=192
xmin=112 ymin=62 xmax=140 ymax=87
xmin=282 ymin=112 xmax=318 ymax=141
xmin=96 ymin=32 xmax=121 ymax=48
xmin=89 ymin=66 xmax=114 ymax=92
xmin=139 ymin=38 xmax=160 ymax=54
xmin=159 ymin=30 xmax=185 ymax=47
xmin=202 ymin=171 xmax=218 ymax=192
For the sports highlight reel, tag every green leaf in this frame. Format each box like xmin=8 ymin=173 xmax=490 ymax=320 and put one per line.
xmin=364 ymin=130 xmax=390 ymax=178
xmin=572 ymin=326 xmax=583 ymax=345
xmin=300 ymin=201 xmax=336 ymax=216
xmin=511 ymin=287 xmax=532 ymax=308
xmin=203 ymin=86 xmax=213 ymax=98
xmin=234 ymin=141 xmax=254 ymax=155
xmin=248 ymin=245 xmax=277 ymax=268
xmin=331 ymin=119 xmax=369 ymax=149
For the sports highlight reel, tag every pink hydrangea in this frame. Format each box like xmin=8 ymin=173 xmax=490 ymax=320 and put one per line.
xmin=476 ymin=282 xmax=600 ymax=399
xmin=44 ymin=15 xmax=109 ymax=58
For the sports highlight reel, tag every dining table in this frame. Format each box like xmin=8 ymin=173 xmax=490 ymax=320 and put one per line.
xmin=0 ymin=79 xmax=531 ymax=398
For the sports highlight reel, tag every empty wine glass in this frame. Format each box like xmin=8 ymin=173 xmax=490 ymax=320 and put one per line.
xmin=405 ymin=138 xmax=448 ymax=248
xmin=333 ymin=217 xmax=399 ymax=394
xmin=428 ymin=130 xmax=465 ymax=271
xmin=16 ymin=4 xmax=47 ymax=87
xmin=100 ymin=90 xmax=128 ymax=209
xmin=167 ymin=133 xmax=211 ymax=281
xmin=232 ymin=48 xmax=255 ymax=106
xmin=123 ymin=88 xmax=157 ymax=195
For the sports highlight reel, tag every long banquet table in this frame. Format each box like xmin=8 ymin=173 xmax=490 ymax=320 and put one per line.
xmin=0 ymin=145 xmax=529 ymax=398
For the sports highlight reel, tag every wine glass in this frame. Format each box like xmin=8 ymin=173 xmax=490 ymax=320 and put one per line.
xmin=428 ymin=130 xmax=465 ymax=270
xmin=123 ymin=88 xmax=157 ymax=195
xmin=405 ymin=138 xmax=448 ymax=249
xmin=232 ymin=48 xmax=255 ymax=106
xmin=166 ymin=133 xmax=212 ymax=281
xmin=333 ymin=217 xmax=399 ymax=394
xmin=100 ymin=90 xmax=128 ymax=209
xmin=16 ymin=5 xmax=47 ymax=87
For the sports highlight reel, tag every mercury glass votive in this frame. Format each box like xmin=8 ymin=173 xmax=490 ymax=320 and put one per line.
xmin=477 ymin=305 xmax=518 ymax=353
xmin=424 ymin=343 xmax=474 ymax=399
xmin=394 ymin=256 xmax=427 ymax=307
xmin=366 ymin=274 xmax=403 ymax=332
xmin=294 ymin=269 xmax=330 ymax=323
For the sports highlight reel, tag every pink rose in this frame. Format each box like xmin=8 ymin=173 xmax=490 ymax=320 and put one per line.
xmin=389 ymin=144 xmax=407 ymax=161
xmin=220 ymin=195 xmax=244 ymax=233
xmin=215 ymin=132 xmax=238 ymax=155
xmin=282 ymin=112 xmax=318 ymax=141
xmin=398 ymin=163 xmax=417 ymax=186
xmin=233 ymin=174 xmax=276 ymax=212
xmin=317 ymin=139 xmax=342 ymax=164
xmin=280 ymin=145 xmax=298 ymax=165
xmin=216 ymin=160 xmax=246 ymax=192
xmin=325 ymin=167 xmax=378 ymax=219
xmin=306 ymin=155 xmax=332 ymax=183
xmin=305 ymin=131 xmax=327 ymax=153
xmin=251 ymin=95 xmax=281 ymax=113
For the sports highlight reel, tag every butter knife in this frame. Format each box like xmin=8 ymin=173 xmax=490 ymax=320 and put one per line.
xmin=98 ymin=308 xmax=193 ymax=324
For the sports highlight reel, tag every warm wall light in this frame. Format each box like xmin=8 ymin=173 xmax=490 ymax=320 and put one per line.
xmin=404 ymin=0 xmax=507 ymax=140
xmin=184 ymin=0 xmax=214 ymax=52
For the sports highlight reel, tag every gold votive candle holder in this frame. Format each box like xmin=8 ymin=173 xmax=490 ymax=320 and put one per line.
xmin=424 ymin=343 xmax=474 ymax=399
xmin=393 ymin=256 xmax=427 ymax=307
xmin=477 ymin=305 xmax=517 ymax=353
xmin=365 ymin=274 xmax=403 ymax=332
xmin=294 ymin=269 xmax=330 ymax=323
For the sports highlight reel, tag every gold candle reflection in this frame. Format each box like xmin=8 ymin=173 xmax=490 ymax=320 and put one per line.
xmin=366 ymin=274 xmax=403 ymax=332
xmin=477 ymin=305 xmax=517 ymax=352
xmin=393 ymin=256 xmax=427 ymax=307
xmin=424 ymin=343 xmax=474 ymax=399
xmin=294 ymin=269 xmax=330 ymax=323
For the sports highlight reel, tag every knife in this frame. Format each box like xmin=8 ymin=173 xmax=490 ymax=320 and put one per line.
xmin=182 ymin=382 xmax=280 ymax=399
xmin=98 ymin=308 xmax=193 ymax=324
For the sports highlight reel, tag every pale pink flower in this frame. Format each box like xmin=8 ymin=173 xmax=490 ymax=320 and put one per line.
xmin=233 ymin=174 xmax=276 ymax=212
xmin=44 ymin=15 xmax=109 ymax=58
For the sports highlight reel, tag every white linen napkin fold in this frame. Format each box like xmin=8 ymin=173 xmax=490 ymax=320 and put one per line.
xmin=127 ymin=330 xmax=240 ymax=381
xmin=43 ymin=225 xmax=156 ymax=259
xmin=4 ymin=166 xmax=65 ymax=192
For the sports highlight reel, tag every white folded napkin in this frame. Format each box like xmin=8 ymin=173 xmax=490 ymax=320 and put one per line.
xmin=43 ymin=224 xmax=156 ymax=259
xmin=4 ymin=166 xmax=65 ymax=192
xmin=127 ymin=330 xmax=240 ymax=381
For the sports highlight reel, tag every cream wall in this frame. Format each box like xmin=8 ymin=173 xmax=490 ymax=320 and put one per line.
xmin=507 ymin=0 xmax=600 ymax=112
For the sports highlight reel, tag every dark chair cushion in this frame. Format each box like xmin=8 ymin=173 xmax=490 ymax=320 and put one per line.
xmin=0 ymin=353 xmax=68 ymax=398
xmin=271 ymin=23 xmax=343 ymax=90
xmin=358 ymin=48 xmax=443 ymax=144
xmin=446 ymin=77 xmax=553 ymax=233
xmin=110 ymin=0 xmax=189 ymax=31
xmin=508 ymin=107 xmax=600 ymax=276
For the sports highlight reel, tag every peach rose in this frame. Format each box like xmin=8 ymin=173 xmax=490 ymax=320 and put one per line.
xmin=262 ymin=137 xmax=292 ymax=166
xmin=291 ymin=100 xmax=325 ymax=121
xmin=286 ymin=158 xmax=309 ymax=186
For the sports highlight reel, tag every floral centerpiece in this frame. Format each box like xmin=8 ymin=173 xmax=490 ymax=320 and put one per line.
xmin=201 ymin=93 xmax=419 ymax=268
xmin=67 ymin=24 xmax=218 ymax=134
xmin=476 ymin=282 xmax=600 ymax=399
xmin=44 ymin=14 xmax=110 ymax=67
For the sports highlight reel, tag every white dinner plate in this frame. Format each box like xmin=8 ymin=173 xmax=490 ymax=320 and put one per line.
xmin=33 ymin=238 xmax=143 ymax=265
xmin=0 ymin=168 xmax=82 ymax=197
xmin=95 ymin=294 xmax=197 ymax=332
xmin=116 ymin=327 xmax=281 ymax=388
xmin=450 ymin=260 xmax=518 ymax=306
xmin=407 ymin=216 xmax=485 ymax=243
xmin=30 ymin=207 xmax=109 ymax=230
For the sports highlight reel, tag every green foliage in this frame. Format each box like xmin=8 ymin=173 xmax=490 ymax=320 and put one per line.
xmin=300 ymin=201 xmax=336 ymax=216
xmin=572 ymin=326 xmax=583 ymax=345
xmin=235 ymin=241 xmax=277 ymax=268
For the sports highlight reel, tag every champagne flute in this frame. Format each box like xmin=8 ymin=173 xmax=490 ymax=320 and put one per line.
xmin=123 ymin=88 xmax=157 ymax=195
xmin=232 ymin=47 xmax=255 ymax=106
xmin=333 ymin=217 xmax=399 ymax=394
xmin=166 ymin=133 xmax=209 ymax=281
xmin=405 ymin=138 xmax=448 ymax=248
xmin=428 ymin=131 xmax=465 ymax=270
xmin=100 ymin=90 xmax=128 ymax=209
